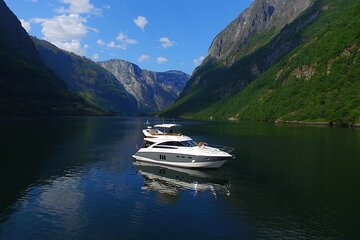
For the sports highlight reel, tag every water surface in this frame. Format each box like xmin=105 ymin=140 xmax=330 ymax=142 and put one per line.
xmin=0 ymin=117 xmax=359 ymax=239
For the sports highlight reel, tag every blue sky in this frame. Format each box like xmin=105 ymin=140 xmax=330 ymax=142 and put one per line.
xmin=5 ymin=0 xmax=252 ymax=74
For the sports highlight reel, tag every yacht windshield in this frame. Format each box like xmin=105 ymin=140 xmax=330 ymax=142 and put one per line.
xmin=181 ymin=140 xmax=197 ymax=147
xmin=155 ymin=127 xmax=181 ymax=135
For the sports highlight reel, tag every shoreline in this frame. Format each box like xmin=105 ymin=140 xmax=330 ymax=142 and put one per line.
xmin=223 ymin=117 xmax=360 ymax=129
xmin=282 ymin=120 xmax=360 ymax=128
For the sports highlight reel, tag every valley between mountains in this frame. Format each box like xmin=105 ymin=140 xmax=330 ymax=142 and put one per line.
xmin=1 ymin=0 xmax=359 ymax=126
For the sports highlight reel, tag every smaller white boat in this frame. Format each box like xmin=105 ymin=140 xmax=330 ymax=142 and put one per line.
xmin=133 ymin=123 xmax=234 ymax=169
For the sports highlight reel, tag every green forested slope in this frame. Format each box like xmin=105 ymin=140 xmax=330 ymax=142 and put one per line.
xmin=161 ymin=0 xmax=360 ymax=125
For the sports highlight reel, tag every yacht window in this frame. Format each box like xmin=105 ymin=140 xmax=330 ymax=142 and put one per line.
xmin=152 ymin=146 xmax=176 ymax=149
xmin=155 ymin=126 xmax=181 ymax=135
xmin=158 ymin=141 xmax=184 ymax=147
xmin=180 ymin=141 xmax=197 ymax=147
xmin=149 ymin=129 xmax=159 ymax=135
xmin=143 ymin=141 xmax=153 ymax=148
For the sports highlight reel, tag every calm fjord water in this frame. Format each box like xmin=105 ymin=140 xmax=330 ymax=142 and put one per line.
xmin=0 ymin=117 xmax=359 ymax=240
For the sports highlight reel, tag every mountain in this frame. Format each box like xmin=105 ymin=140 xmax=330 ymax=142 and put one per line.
xmin=207 ymin=0 xmax=313 ymax=63
xmin=99 ymin=59 xmax=189 ymax=114
xmin=0 ymin=0 xmax=103 ymax=116
xmin=32 ymin=38 xmax=138 ymax=115
xmin=161 ymin=0 xmax=360 ymax=126
xmin=162 ymin=0 xmax=315 ymax=117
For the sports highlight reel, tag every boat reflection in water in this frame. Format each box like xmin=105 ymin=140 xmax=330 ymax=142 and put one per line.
xmin=134 ymin=162 xmax=231 ymax=199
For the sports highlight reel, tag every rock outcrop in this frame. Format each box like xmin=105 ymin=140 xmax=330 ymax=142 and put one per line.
xmin=207 ymin=0 xmax=313 ymax=63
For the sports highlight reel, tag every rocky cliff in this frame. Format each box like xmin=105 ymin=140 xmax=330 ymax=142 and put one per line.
xmin=99 ymin=59 xmax=189 ymax=113
xmin=207 ymin=0 xmax=313 ymax=63
xmin=179 ymin=0 xmax=316 ymax=101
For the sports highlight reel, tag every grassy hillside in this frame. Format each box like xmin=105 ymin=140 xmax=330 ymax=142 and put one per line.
xmin=161 ymin=1 xmax=321 ymax=117
xmin=161 ymin=0 xmax=360 ymax=125
xmin=33 ymin=38 xmax=138 ymax=115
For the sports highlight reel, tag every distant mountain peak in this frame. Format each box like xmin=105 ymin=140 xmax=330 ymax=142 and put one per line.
xmin=99 ymin=59 xmax=190 ymax=113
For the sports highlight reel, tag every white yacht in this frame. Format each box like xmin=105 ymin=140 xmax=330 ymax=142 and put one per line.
xmin=132 ymin=123 xmax=233 ymax=168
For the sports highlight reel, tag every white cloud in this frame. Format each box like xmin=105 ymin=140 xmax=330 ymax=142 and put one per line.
xmin=134 ymin=16 xmax=148 ymax=30
xmin=194 ymin=56 xmax=205 ymax=66
xmin=87 ymin=26 xmax=99 ymax=33
xmin=159 ymin=37 xmax=176 ymax=49
xmin=56 ymin=7 xmax=66 ymax=13
xmin=32 ymin=14 xmax=93 ymax=55
xmin=107 ymin=41 xmax=126 ymax=50
xmin=96 ymin=39 xmax=105 ymax=46
xmin=30 ymin=0 xmax=101 ymax=57
xmin=58 ymin=0 xmax=94 ymax=14
xmin=107 ymin=41 xmax=116 ymax=48
xmin=156 ymin=56 xmax=168 ymax=64
xmin=138 ymin=55 xmax=150 ymax=63
xmin=20 ymin=19 xmax=31 ymax=33
xmin=91 ymin=53 xmax=99 ymax=60
xmin=102 ymin=4 xmax=111 ymax=10
xmin=53 ymin=40 xmax=86 ymax=55
xmin=33 ymin=14 xmax=88 ymax=42
xmin=96 ymin=34 xmax=137 ymax=50
xmin=103 ymin=33 xmax=137 ymax=50
xmin=116 ymin=33 xmax=137 ymax=45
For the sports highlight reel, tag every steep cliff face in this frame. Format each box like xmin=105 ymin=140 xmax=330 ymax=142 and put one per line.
xmin=0 ymin=0 xmax=102 ymax=115
xmin=99 ymin=59 xmax=189 ymax=113
xmin=162 ymin=0 xmax=316 ymax=117
xmin=207 ymin=0 xmax=313 ymax=63
xmin=180 ymin=0 xmax=316 ymax=100
xmin=33 ymin=38 xmax=138 ymax=115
